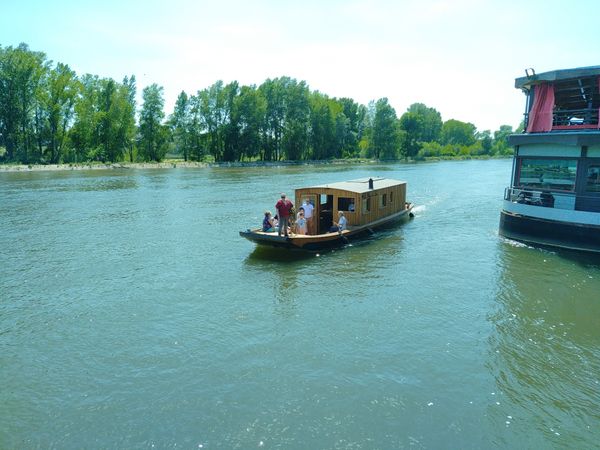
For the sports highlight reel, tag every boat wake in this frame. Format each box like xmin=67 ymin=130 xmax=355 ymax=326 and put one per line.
xmin=411 ymin=204 xmax=426 ymax=215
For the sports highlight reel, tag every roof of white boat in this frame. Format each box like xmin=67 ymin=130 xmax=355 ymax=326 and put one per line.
xmin=298 ymin=177 xmax=405 ymax=194
xmin=515 ymin=65 xmax=600 ymax=89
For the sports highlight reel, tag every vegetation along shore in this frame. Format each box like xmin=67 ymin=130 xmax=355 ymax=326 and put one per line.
xmin=0 ymin=155 xmax=509 ymax=173
xmin=0 ymin=43 xmax=518 ymax=167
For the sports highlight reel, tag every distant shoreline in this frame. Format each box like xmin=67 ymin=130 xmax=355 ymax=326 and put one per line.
xmin=0 ymin=161 xmax=210 ymax=172
xmin=0 ymin=159 xmax=379 ymax=173
xmin=0 ymin=156 xmax=508 ymax=173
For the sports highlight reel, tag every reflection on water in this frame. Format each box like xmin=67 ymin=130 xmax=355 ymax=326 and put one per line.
xmin=489 ymin=244 xmax=600 ymax=447
xmin=245 ymin=245 xmax=320 ymax=262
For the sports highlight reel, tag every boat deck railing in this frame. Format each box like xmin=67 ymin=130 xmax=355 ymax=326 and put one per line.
xmin=523 ymin=107 xmax=600 ymax=131
xmin=504 ymin=187 xmax=600 ymax=212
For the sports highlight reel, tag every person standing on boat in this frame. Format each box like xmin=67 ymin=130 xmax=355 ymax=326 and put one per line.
xmin=275 ymin=193 xmax=293 ymax=237
xmin=302 ymin=198 xmax=314 ymax=235
xmin=295 ymin=208 xmax=307 ymax=235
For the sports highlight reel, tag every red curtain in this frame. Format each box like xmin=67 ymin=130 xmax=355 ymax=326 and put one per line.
xmin=526 ymin=83 xmax=555 ymax=132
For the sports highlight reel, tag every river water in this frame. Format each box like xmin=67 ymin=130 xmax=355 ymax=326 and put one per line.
xmin=1 ymin=159 xmax=599 ymax=449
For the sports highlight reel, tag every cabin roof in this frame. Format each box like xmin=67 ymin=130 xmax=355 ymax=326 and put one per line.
xmin=297 ymin=177 xmax=405 ymax=194
xmin=515 ymin=66 xmax=600 ymax=89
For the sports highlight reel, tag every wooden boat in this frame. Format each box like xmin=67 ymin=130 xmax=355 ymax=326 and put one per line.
xmin=240 ymin=177 xmax=414 ymax=250
xmin=498 ymin=66 xmax=600 ymax=253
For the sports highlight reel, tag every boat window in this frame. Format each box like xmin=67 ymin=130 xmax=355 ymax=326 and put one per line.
xmin=552 ymin=77 xmax=600 ymax=128
xmin=390 ymin=191 xmax=394 ymax=203
xmin=380 ymin=193 xmax=387 ymax=208
xmin=321 ymin=194 xmax=334 ymax=208
xmin=362 ymin=197 xmax=371 ymax=213
xmin=517 ymin=158 xmax=577 ymax=191
xmin=586 ymin=165 xmax=600 ymax=192
xmin=338 ymin=197 xmax=355 ymax=211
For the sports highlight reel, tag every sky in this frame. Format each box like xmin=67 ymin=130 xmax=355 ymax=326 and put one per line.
xmin=2 ymin=0 xmax=599 ymax=132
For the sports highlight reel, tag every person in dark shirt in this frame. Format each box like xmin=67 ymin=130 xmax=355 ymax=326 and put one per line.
xmin=275 ymin=193 xmax=293 ymax=237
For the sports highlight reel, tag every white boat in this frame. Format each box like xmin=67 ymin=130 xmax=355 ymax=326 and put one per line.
xmin=499 ymin=66 xmax=600 ymax=252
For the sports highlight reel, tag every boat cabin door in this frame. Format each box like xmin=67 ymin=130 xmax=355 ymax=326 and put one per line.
xmin=318 ymin=194 xmax=334 ymax=234
xmin=298 ymin=194 xmax=318 ymax=235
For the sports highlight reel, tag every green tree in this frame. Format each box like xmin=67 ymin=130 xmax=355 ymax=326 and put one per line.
xmin=222 ymin=81 xmax=240 ymax=162
xmin=139 ymin=84 xmax=167 ymax=161
xmin=233 ymin=85 xmax=265 ymax=161
xmin=372 ymin=98 xmax=401 ymax=159
xmin=416 ymin=141 xmax=442 ymax=159
xmin=476 ymin=129 xmax=493 ymax=155
xmin=69 ymin=74 xmax=100 ymax=162
xmin=198 ymin=80 xmax=227 ymax=161
xmin=41 ymin=62 xmax=78 ymax=163
xmin=398 ymin=111 xmax=424 ymax=158
xmin=0 ymin=43 xmax=48 ymax=162
xmin=309 ymin=92 xmax=336 ymax=160
xmin=97 ymin=78 xmax=118 ymax=161
xmin=169 ymin=91 xmax=192 ymax=161
xmin=259 ymin=77 xmax=286 ymax=161
xmin=85 ymin=77 xmax=137 ymax=163
xmin=282 ymin=79 xmax=310 ymax=160
xmin=187 ymin=93 xmax=208 ymax=161
xmin=120 ymin=75 xmax=137 ymax=163
xmin=338 ymin=97 xmax=361 ymax=158
xmin=406 ymin=103 xmax=442 ymax=142
xmin=440 ymin=119 xmax=476 ymax=146
xmin=491 ymin=124 xmax=514 ymax=155
xmin=398 ymin=103 xmax=443 ymax=159
xmin=358 ymin=100 xmax=376 ymax=157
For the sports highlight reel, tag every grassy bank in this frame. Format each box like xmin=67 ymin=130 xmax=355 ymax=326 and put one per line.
xmin=0 ymin=155 xmax=510 ymax=173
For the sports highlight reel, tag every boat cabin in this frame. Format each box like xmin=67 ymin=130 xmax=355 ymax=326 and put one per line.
xmin=294 ymin=177 xmax=407 ymax=234
xmin=516 ymin=66 xmax=600 ymax=133
xmin=507 ymin=66 xmax=600 ymax=213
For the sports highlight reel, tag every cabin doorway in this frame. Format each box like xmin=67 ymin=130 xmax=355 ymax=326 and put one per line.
xmin=300 ymin=194 xmax=318 ymax=235
xmin=318 ymin=194 xmax=333 ymax=234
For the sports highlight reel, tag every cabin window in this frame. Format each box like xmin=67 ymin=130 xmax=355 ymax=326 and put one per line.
xmin=362 ymin=197 xmax=371 ymax=213
xmin=517 ymin=158 xmax=577 ymax=192
xmin=551 ymin=77 xmax=600 ymax=129
xmin=390 ymin=191 xmax=394 ymax=203
xmin=379 ymin=193 xmax=387 ymax=208
xmin=586 ymin=165 xmax=600 ymax=192
xmin=338 ymin=197 xmax=355 ymax=211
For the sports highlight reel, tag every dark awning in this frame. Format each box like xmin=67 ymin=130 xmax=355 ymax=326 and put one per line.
xmin=515 ymin=66 xmax=600 ymax=89
xmin=509 ymin=131 xmax=600 ymax=146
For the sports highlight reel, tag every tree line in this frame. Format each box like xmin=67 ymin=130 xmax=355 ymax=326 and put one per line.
xmin=0 ymin=43 xmax=516 ymax=165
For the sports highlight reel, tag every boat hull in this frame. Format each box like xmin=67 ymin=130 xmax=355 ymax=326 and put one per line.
xmin=240 ymin=205 xmax=414 ymax=251
xmin=499 ymin=210 xmax=600 ymax=253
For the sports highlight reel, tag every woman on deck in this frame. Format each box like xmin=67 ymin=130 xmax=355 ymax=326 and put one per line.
xmin=262 ymin=211 xmax=275 ymax=232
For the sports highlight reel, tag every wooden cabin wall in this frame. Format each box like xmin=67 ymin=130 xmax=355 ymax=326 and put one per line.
xmin=355 ymin=184 xmax=406 ymax=225
xmin=295 ymin=184 xmax=406 ymax=228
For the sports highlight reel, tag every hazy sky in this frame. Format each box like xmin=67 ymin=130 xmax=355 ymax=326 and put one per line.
xmin=2 ymin=0 xmax=599 ymax=131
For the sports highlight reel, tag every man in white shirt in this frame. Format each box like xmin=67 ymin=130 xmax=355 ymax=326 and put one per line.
xmin=302 ymin=198 xmax=314 ymax=235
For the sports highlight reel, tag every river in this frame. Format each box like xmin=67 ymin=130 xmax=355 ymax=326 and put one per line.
xmin=1 ymin=159 xmax=599 ymax=449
